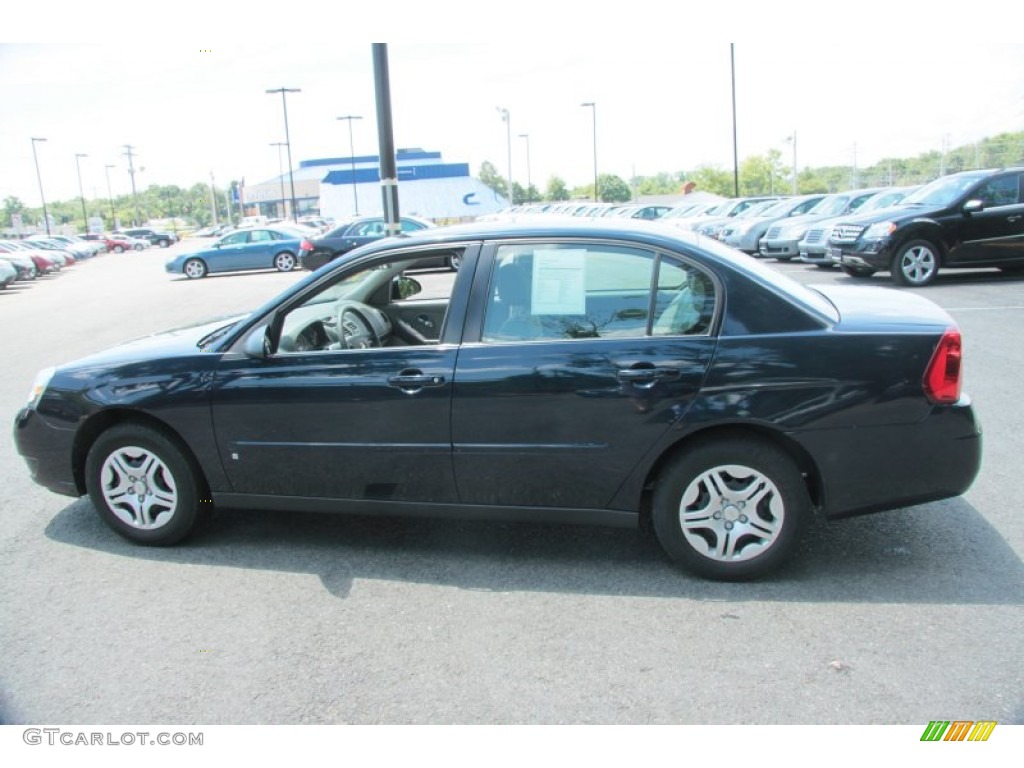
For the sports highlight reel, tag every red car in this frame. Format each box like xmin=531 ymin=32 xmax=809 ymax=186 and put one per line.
xmin=102 ymin=234 xmax=144 ymax=253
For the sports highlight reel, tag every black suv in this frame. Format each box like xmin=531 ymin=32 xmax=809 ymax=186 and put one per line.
xmin=117 ymin=228 xmax=179 ymax=248
xmin=826 ymin=167 xmax=1024 ymax=286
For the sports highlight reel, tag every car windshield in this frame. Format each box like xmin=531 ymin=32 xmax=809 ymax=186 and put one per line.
xmin=856 ymin=189 xmax=912 ymax=213
xmin=902 ymin=173 xmax=990 ymax=207
xmin=809 ymin=195 xmax=850 ymax=217
xmin=735 ymin=200 xmax=777 ymax=218
xmin=757 ymin=198 xmax=800 ymax=217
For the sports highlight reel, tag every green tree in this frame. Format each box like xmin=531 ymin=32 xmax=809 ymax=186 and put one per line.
xmin=544 ymin=176 xmax=570 ymax=201
xmin=687 ymin=165 xmax=734 ymax=197
xmin=598 ymin=173 xmax=631 ymax=202
xmin=479 ymin=161 xmax=509 ymax=201
xmin=3 ymin=196 xmax=26 ymax=227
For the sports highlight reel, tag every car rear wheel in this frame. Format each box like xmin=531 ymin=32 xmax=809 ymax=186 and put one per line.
xmin=274 ymin=251 xmax=297 ymax=272
xmin=85 ymin=423 xmax=208 ymax=546
xmin=652 ymin=436 xmax=810 ymax=580
xmin=134 ymin=244 xmax=144 ymax=251
xmin=892 ymin=240 xmax=940 ymax=287
xmin=184 ymin=258 xmax=207 ymax=279
xmin=841 ymin=265 xmax=875 ymax=278
xmin=158 ymin=239 xmax=170 ymax=248
xmin=113 ymin=245 xmax=124 ymax=253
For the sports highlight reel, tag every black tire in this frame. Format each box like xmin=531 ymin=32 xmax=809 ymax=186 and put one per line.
xmin=651 ymin=436 xmax=810 ymax=580
xmin=134 ymin=244 xmax=144 ymax=251
xmin=113 ymin=245 xmax=124 ymax=253
xmin=775 ymin=255 xmax=794 ymax=262
xmin=891 ymin=239 xmax=940 ymax=287
xmin=184 ymin=258 xmax=207 ymax=279
xmin=158 ymin=239 xmax=170 ymax=248
xmin=274 ymin=251 xmax=297 ymax=272
xmin=814 ymin=263 xmax=836 ymax=269
xmin=841 ymin=265 xmax=875 ymax=279
xmin=85 ymin=423 xmax=208 ymax=546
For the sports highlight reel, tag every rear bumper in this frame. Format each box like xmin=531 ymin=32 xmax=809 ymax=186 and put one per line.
xmin=801 ymin=397 xmax=982 ymax=519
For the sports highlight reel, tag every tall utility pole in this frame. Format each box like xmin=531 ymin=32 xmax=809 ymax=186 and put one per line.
xmin=31 ymin=137 xmax=51 ymax=236
xmin=75 ymin=153 xmax=89 ymax=233
xmin=104 ymin=164 xmax=117 ymax=227
xmin=730 ymin=44 xmax=740 ymax=198
xmin=209 ymin=172 xmax=219 ymax=226
xmin=270 ymin=143 xmax=287 ymax=218
xmin=581 ymin=102 xmax=597 ymax=202
xmin=518 ymin=133 xmax=532 ymax=202
xmin=497 ymin=107 xmax=512 ymax=206
xmin=337 ymin=115 xmax=363 ymax=215
xmin=373 ymin=44 xmax=400 ymax=235
xmin=266 ymin=87 xmax=301 ymax=222
xmin=123 ymin=145 xmax=141 ymax=225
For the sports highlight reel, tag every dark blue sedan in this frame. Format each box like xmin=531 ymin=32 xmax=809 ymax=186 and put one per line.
xmin=15 ymin=219 xmax=981 ymax=580
xmin=165 ymin=226 xmax=308 ymax=278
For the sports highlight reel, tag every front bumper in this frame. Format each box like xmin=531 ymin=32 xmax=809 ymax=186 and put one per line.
xmin=827 ymin=238 xmax=894 ymax=269
xmin=13 ymin=407 xmax=80 ymax=498
xmin=758 ymin=238 xmax=800 ymax=259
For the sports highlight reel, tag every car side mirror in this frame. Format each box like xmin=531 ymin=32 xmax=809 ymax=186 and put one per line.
xmin=242 ymin=324 xmax=271 ymax=359
xmin=962 ymin=199 xmax=984 ymax=215
xmin=393 ymin=276 xmax=422 ymax=300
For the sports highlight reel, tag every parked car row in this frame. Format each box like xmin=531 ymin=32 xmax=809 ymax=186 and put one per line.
xmin=480 ymin=201 xmax=678 ymax=222
xmin=0 ymin=236 xmax=87 ymax=289
xmin=741 ymin=167 xmax=1024 ymax=287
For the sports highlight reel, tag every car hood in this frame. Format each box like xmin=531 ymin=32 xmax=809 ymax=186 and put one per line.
xmin=812 ymin=284 xmax=955 ymax=331
xmin=57 ymin=315 xmax=248 ymax=371
xmin=831 ymin=201 xmax=938 ymax=227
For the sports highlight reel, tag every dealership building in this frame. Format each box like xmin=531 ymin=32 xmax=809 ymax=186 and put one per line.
xmin=241 ymin=148 xmax=508 ymax=222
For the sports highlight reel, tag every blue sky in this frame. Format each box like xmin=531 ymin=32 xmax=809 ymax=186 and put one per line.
xmin=2 ymin=19 xmax=1022 ymax=206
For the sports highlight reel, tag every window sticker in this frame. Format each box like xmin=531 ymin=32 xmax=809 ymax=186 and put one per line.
xmin=531 ymin=249 xmax=587 ymax=315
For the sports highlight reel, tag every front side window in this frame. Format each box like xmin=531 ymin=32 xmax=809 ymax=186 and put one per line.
xmin=481 ymin=243 xmax=715 ymax=342
xmin=975 ymin=175 xmax=1021 ymax=207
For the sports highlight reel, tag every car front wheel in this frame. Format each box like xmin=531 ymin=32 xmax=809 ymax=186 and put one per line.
xmin=892 ymin=240 xmax=940 ymax=287
xmin=183 ymin=258 xmax=207 ymax=279
xmin=652 ymin=436 xmax=810 ymax=580
xmin=85 ymin=423 xmax=208 ymax=546
xmin=274 ymin=251 xmax=297 ymax=272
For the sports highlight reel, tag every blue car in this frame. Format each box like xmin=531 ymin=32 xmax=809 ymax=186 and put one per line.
xmin=165 ymin=226 xmax=306 ymax=279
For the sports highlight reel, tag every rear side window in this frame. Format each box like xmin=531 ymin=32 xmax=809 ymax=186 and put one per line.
xmin=482 ymin=242 xmax=716 ymax=342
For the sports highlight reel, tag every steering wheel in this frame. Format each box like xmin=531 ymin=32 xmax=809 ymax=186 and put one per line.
xmin=336 ymin=303 xmax=381 ymax=349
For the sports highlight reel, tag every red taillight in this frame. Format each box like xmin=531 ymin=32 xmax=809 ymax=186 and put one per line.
xmin=300 ymin=239 xmax=314 ymax=252
xmin=923 ymin=329 xmax=962 ymax=404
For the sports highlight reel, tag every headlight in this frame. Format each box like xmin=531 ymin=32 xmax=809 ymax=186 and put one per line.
xmin=27 ymin=366 xmax=55 ymax=407
xmin=864 ymin=221 xmax=897 ymax=239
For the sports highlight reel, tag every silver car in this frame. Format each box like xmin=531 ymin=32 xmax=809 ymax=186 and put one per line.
xmin=797 ymin=187 xmax=919 ymax=266
xmin=720 ymin=195 xmax=827 ymax=254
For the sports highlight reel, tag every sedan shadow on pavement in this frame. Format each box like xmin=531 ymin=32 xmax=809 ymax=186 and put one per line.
xmin=44 ymin=494 xmax=1024 ymax=605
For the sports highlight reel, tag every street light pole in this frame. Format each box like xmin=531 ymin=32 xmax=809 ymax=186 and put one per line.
xmin=787 ymin=131 xmax=798 ymax=194
xmin=267 ymin=87 xmax=301 ymax=222
xmin=518 ymin=133 xmax=532 ymax=203
xmin=269 ymin=143 xmax=288 ymax=219
xmin=496 ymin=108 xmax=513 ymax=206
xmin=104 ymin=164 xmax=116 ymax=228
xmin=581 ymin=102 xmax=598 ymax=202
xmin=75 ymin=153 xmax=89 ymax=233
xmin=336 ymin=115 xmax=363 ymax=215
xmin=30 ymin=137 xmax=51 ymax=236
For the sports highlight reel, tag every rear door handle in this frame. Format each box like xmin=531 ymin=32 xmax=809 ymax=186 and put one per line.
xmin=616 ymin=366 xmax=681 ymax=388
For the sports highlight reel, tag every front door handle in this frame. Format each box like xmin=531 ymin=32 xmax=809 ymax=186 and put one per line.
xmin=388 ymin=369 xmax=446 ymax=394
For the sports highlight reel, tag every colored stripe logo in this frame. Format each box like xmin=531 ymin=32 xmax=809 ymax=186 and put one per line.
xmin=921 ymin=720 xmax=997 ymax=741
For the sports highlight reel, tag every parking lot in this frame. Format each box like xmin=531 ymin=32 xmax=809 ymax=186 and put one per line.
xmin=1 ymin=239 xmax=1022 ymax=724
